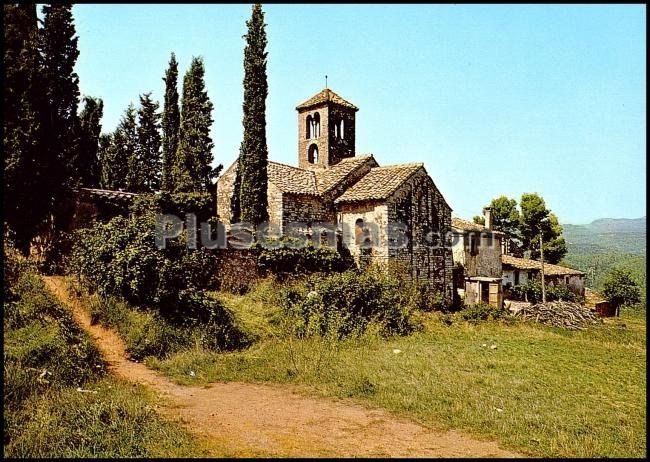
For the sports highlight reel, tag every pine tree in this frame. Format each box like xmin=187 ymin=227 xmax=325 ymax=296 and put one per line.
xmin=39 ymin=3 xmax=81 ymax=227
xmin=161 ymin=52 xmax=180 ymax=192
xmin=173 ymin=56 xmax=215 ymax=193
xmin=77 ymin=96 xmax=104 ymax=188
xmin=3 ymin=3 xmax=45 ymax=253
xmin=235 ymin=3 xmax=269 ymax=225
xmin=136 ymin=93 xmax=162 ymax=192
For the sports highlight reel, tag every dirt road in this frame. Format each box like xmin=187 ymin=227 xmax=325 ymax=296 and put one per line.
xmin=43 ymin=276 xmax=521 ymax=458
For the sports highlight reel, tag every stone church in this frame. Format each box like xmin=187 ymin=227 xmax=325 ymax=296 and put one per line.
xmin=217 ymin=88 xmax=453 ymax=298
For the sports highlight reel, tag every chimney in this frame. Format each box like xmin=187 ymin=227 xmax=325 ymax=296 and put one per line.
xmin=483 ymin=206 xmax=493 ymax=231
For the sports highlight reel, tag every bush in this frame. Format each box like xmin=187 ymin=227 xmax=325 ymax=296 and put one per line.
xmin=459 ymin=302 xmax=509 ymax=322
xmin=282 ymin=266 xmax=417 ymax=338
xmin=510 ymin=280 xmax=581 ymax=304
xmin=68 ymin=212 xmax=218 ymax=308
xmin=130 ymin=191 xmax=215 ymax=223
xmin=88 ymin=292 xmax=249 ymax=361
xmin=602 ymin=268 xmax=642 ymax=310
xmin=256 ymin=237 xmax=352 ymax=277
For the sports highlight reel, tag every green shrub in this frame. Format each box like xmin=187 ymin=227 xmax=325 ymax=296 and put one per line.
xmin=68 ymin=212 xmax=218 ymax=308
xmin=88 ymin=292 xmax=249 ymax=361
xmin=602 ymin=268 xmax=642 ymax=310
xmin=130 ymin=191 xmax=215 ymax=223
xmin=256 ymin=237 xmax=352 ymax=277
xmin=459 ymin=302 xmax=509 ymax=322
xmin=282 ymin=266 xmax=417 ymax=338
xmin=510 ymin=280 xmax=581 ymax=303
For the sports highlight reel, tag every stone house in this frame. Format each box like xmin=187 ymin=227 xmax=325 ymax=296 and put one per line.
xmin=451 ymin=208 xmax=504 ymax=308
xmin=216 ymin=88 xmax=454 ymax=298
xmin=501 ymin=254 xmax=586 ymax=297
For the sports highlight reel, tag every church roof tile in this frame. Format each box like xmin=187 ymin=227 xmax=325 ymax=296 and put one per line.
xmin=334 ymin=163 xmax=423 ymax=204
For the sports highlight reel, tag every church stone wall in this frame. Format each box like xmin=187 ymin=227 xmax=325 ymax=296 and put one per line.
xmin=386 ymin=170 xmax=453 ymax=300
xmin=338 ymin=202 xmax=389 ymax=261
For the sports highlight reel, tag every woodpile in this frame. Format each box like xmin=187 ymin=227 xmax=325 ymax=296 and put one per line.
xmin=512 ymin=301 xmax=602 ymax=330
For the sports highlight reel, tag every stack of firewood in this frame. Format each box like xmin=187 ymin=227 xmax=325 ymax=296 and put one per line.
xmin=513 ymin=301 xmax=602 ymax=330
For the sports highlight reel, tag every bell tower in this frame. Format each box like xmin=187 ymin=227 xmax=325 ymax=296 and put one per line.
xmin=296 ymin=88 xmax=358 ymax=169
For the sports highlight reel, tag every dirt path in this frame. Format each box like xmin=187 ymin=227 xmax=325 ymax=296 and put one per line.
xmin=43 ymin=276 xmax=521 ymax=458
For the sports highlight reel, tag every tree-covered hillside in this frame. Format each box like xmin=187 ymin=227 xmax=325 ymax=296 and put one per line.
xmin=561 ymin=217 xmax=646 ymax=301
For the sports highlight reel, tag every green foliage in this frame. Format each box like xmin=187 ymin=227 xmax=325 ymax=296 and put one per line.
xmin=173 ymin=56 xmax=217 ymax=193
xmin=76 ymin=96 xmax=104 ymax=188
xmin=459 ymin=302 xmax=509 ymax=322
xmin=101 ymin=104 xmax=137 ymax=190
xmin=602 ymin=268 xmax=642 ymax=309
xmin=68 ymin=212 xmax=217 ymax=308
xmin=509 ymin=280 xmax=581 ymax=304
xmin=161 ymin=52 xmax=180 ymax=192
xmin=472 ymin=215 xmax=485 ymax=225
xmin=3 ymin=4 xmax=48 ymax=253
xmin=68 ymin=208 xmax=249 ymax=353
xmin=87 ymin=293 xmax=247 ymax=360
xmin=486 ymin=193 xmax=567 ymax=263
xmin=130 ymin=191 xmax=215 ymax=222
xmin=256 ymin=238 xmax=351 ymax=276
xmin=235 ymin=4 xmax=270 ymax=225
xmin=282 ymin=267 xmax=417 ymax=338
xmin=40 ymin=3 xmax=82 ymax=232
xmin=134 ymin=92 xmax=162 ymax=192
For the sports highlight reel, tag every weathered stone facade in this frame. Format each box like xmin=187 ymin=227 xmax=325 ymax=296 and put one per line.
xmin=216 ymin=88 xmax=454 ymax=299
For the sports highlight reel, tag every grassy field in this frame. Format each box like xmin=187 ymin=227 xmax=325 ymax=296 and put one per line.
xmin=3 ymin=251 xmax=222 ymax=457
xmin=144 ymin=280 xmax=647 ymax=458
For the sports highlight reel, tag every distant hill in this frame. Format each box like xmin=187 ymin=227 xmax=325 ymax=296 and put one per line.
xmin=561 ymin=216 xmax=646 ymax=297
xmin=562 ymin=217 xmax=646 ymax=256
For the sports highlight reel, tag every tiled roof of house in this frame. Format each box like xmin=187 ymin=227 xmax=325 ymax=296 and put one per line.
xmin=334 ymin=163 xmax=423 ymax=204
xmin=314 ymin=154 xmax=376 ymax=194
xmin=79 ymin=188 xmax=139 ymax=201
xmin=451 ymin=217 xmax=505 ymax=235
xmin=501 ymin=254 xmax=585 ymax=276
xmin=296 ymin=88 xmax=359 ymax=111
xmin=267 ymin=161 xmax=318 ymax=195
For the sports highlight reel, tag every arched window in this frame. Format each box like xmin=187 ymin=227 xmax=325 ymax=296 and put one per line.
xmin=308 ymin=144 xmax=319 ymax=164
xmin=313 ymin=112 xmax=320 ymax=138
xmin=340 ymin=118 xmax=344 ymax=139
xmin=305 ymin=115 xmax=313 ymax=139
xmin=355 ymin=218 xmax=365 ymax=246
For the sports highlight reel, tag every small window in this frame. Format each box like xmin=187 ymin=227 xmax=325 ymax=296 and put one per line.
xmin=313 ymin=112 xmax=320 ymax=138
xmin=308 ymin=144 xmax=319 ymax=164
xmin=305 ymin=115 xmax=313 ymax=139
xmin=469 ymin=233 xmax=479 ymax=255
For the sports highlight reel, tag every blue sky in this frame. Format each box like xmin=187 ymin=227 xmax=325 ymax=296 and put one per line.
xmin=67 ymin=4 xmax=645 ymax=224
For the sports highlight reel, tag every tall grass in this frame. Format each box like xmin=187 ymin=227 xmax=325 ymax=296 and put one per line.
xmin=3 ymin=244 xmax=220 ymax=457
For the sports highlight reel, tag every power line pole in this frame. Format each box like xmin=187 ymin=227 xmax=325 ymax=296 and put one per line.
xmin=540 ymin=232 xmax=546 ymax=303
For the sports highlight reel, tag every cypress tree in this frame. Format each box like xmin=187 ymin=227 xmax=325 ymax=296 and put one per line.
xmin=102 ymin=104 xmax=138 ymax=191
xmin=39 ymin=3 xmax=81 ymax=227
xmin=173 ymin=56 xmax=215 ymax=193
xmin=3 ymin=3 xmax=44 ymax=253
xmin=136 ymin=92 xmax=162 ymax=192
xmin=235 ymin=3 xmax=269 ymax=226
xmin=98 ymin=133 xmax=114 ymax=189
xmin=161 ymin=52 xmax=180 ymax=192
xmin=77 ymin=96 xmax=104 ymax=188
